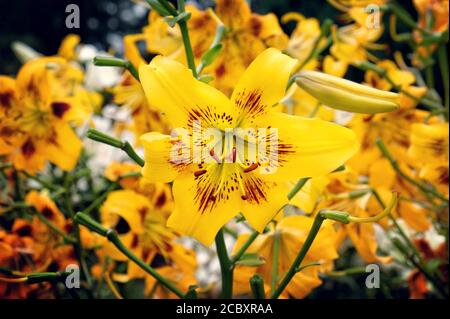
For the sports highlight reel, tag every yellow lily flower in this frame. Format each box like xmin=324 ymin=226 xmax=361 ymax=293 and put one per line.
xmin=364 ymin=60 xmax=416 ymax=91
xmin=414 ymin=0 xmax=449 ymax=33
xmin=328 ymin=0 xmax=387 ymax=26
xmin=408 ymin=122 xmax=449 ymax=197
xmin=0 ymin=58 xmax=82 ymax=173
xmin=412 ymin=0 xmax=449 ymax=66
xmin=138 ymin=48 xmax=358 ymax=245
xmin=233 ymin=215 xmax=339 ymax=298
xmin=327 ymin=23 xmax=384 ymax=75
xmin=282 ymin=13 xmax=324 ymax=71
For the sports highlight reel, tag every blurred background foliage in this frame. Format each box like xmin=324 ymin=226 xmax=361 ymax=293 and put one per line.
xmin=0 ymin=0 xmax=417 ymax=74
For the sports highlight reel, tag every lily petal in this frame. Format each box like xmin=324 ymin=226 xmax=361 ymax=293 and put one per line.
xmin=231 ymin=48 xmax=297 ymax=121
xmin=139 ymin=56 xmax=237 ymax=129
xmin=167 ymin=165 xmax=243 ymax=246
xmin=251 ymin=112 xmax=359 ymax=181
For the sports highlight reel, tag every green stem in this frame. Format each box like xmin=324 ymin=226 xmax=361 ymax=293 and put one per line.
xmin=437 ymin=45 xmax=449 ymax=119
xmin=75 ymin=212 xmax=185 ymax=298
xmin=250 ymin=274 xmax=266 ymax=299
xmin=388 ymin=1 xmax=430 ymax=35
xmin=287 ymin=20 xmax=333 ymax=90
xmin=375 ymin=138 xmax=448 ymax=202
xmin=356 ymin=61 xmax=444 ymax=110
xmin=215 ymin=228 xmax=233 ymax=298
xmin=230 ymin=230 xmax=259 ymax=265
xmin=392 ymin=238 xmax=447 ymax=298
xmin=87 ymin=129 xmax=144 ymax=167
xmin=93 ymin=56 xmax=139 ymax=81
xmin=425 ymin=63 xmax=435 ymax=89
xmin=371 ymin=189 xmax=423 ymax=263
xmin=270 ymin=231 xmax=281 ymax=295
xmin=28 ymin=207 xmax=76 ymax=244
xmin=271 ymin=213 xmax=325 ymax=299
xmin=288 ymin=177 xmax=310 ymax=200
xmin=177 ymin=0 xmax=197 ymax=77
xmin=296 ymin=19 xmax=333 ymax=72
xmin=83 ymin=182 xmax=118 ymax=215
xmin=21 ymin=171 xmax=63 ymax=192
xmin=64 ymin=174 xmax=93 ymax=292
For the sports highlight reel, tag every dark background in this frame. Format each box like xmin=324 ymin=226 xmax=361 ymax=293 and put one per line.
xmin=0 ymin=0 xmax=418 ymax=75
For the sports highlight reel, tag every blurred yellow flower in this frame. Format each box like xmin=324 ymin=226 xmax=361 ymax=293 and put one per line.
xmin=0 ymin=58 xmax=83 ymax=173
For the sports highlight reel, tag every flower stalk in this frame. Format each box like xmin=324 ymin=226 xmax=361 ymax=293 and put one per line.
xmin=93 ymin=56 xmax=139 ymax=81
xmin=74 ymin=212 xmax=185 ymax=298
xmin=87 ymin=129 xmax=144 ymax=167
xmin=375 ymin=138 xmax=448 ymax=202
xmin=250 ymin=274 xmax=266 ymax=299
xmin=215 ymin=228 xmax=233 ymax=298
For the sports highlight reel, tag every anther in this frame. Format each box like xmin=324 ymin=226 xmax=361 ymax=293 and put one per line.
xmin=243 ymin=163 xmax=258 ymax=173
xmin=194 ymin=169 xmax=207 ymax=177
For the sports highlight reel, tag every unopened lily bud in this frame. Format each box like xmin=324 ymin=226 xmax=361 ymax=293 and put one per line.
xmin=296 ymin=71 xmax=399 ymax=114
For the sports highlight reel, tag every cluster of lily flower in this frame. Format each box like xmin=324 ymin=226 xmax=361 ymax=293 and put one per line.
xmin=0 ymin=0 xmax=448 ymax=299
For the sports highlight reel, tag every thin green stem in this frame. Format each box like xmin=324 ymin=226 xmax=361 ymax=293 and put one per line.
xmin=425 ymin=63 xmax=435 ymax=89
xmin=64 ymin=174 xmax=93 ymax=293
xmin=28 ymin=207 xmax=76 ymax=244
xmin=87 ymin=129 xmax=144 ymax=167
xmin=288 ymin=177 xmax=310 ymax=200
xmin=250 ymin=274 xmax=266 ymax=299
xmin=437 ymin=45 xmax=449 ymax=119
xmin=93 ymin=56 xmax=139 ymax=81
xmin=177 ymin=0 xmax=197 ymax=77
xmin=21 ymin=171 xmax=63 ymax=192
xmin=215 ymin=228 xmax=233 ymax=298
xmin=388 ymin=1 xmax=430 ymax=35
xmin=375 ymin=138 xmax=448 ymax=202
xmin=356 ymin=61 xmax=444 ymax=110
xmin=392 ymin=238 xmax=447 ymax=298
xmin=271 ymin=213 xmax=325 ymax=299
xmin=286 ymin=20 xmax=333 ymax=90
xmin=75 ymin=212 xmax=185 ymax=298
xmin=371 ymin=189 xmax=423 ymax=262
xmin=230 ymin=230 xmax=259 ymax=265
xmin=83 ymin=182 xmax=118 ymax=215
xmin=270 ymin=231 xmax=281 ymax=295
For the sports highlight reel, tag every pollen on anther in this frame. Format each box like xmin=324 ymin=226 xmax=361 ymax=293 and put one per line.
xmin=194 ymin=169 xmax=207 ymax=177
xmin=243 ymin=163 xmax=258 ymax=173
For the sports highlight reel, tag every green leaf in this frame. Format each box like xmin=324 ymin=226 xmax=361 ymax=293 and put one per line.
xmin=198 ymin=74 xmax=214 ymax=83
xmin=296 ymin=262 xmax=321 ymax=273
xmin=199 ymin=44 xmax=223 ymax=68
xmin=235 ymin=253 xmax=265 ymax=267
xmin=426 ymin=258 xmax=442 ymax=273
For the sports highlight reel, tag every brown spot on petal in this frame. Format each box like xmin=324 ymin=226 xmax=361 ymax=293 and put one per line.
xmin=249 ymin=16 xmax=263 ymax=36
xmin=15 ymin=224 xmax=33 ymax=237
xmin=51 ymin=102 xmax=70 ymax=118
xmin=215 ymin=64 xmax=226 ymax=78
xmin=155 ymin=192 xmax=166 ymax=207
xmin=41 ymin=207 xmax=54 ymax=219
xmin=21 ymin=138 xmax=36 ymax=158
xmin=0 ymin=92 xmax=13 ymax=108
xmin=131 ymin=233 xmax=139 ymax=249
